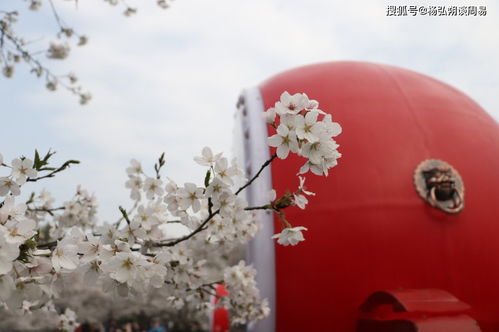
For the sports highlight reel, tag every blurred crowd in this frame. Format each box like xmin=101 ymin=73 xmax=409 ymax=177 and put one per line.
xmin=75 ymin=319 xmax=206 ymax=332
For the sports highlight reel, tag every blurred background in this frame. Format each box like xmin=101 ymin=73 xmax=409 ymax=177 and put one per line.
xmin=0 ymin=0 xmax=497 ymax=223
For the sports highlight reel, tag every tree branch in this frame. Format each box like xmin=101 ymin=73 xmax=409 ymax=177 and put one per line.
xmin=27 ymin=160 xmax=80 ymax=182
xmin=154 ymin=153 xmax=278 ymax=248
xmin=235 ymin=153 xmax=277 ymax=195
xmin=27 ymin=206 xmax=64 ymax=216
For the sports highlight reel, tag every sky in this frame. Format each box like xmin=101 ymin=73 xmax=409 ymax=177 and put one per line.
xmin=0 ymin=0 xmax=498 ymax=222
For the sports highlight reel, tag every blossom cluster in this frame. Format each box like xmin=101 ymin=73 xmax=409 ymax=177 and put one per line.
xmin=222 ymin=261 xmax=270 ymax=324
xmin=124 ymin=149 xmax=259 ymax=249
xmin=0 ymin=9 xmax=91 ymax=104
xmin=0 ymin=92 xmax=341 ymax=330
xmin=264 ymin=91 xmax=342 ymax=245
xmin=0 ymin=149 xmax=265 ymax=329
xmin=1 ymin=0 xmax=172 ymax=104
xmin=265 ymin=91 xmax=342 ymax=176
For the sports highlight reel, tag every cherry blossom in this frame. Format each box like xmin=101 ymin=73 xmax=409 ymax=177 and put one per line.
xmin=10 ymin=158 xmax=37 ymax=185
xmin=51 ymin=240 xmax=79 ymax=272
xmin=275 ymin=91 xmax=309 ymax=115
xmin=0 ymin=177 xmax=20 ymax=196
xmin=144 ymin=177 xmax=164 ymax=200
xmin=272 ymin=226 xmax=308 ymax=246
xmin=295 ymin=111 xmax=322 ymax=142
xmin=0 ymin=234 xmax=20 ymax=275
xmin=293 ymin=176 xmax=315 ymax=209
xmin=0 ymin=218 xmax=36 ymax=244
xmin=178 ymin=183 xmax=204 ymax=213
xmin=194 ymin=147 xmax=222 ymax=167
xmin=0 ymin=91 xmax=342 ymax=330
xmin=268 ymin=124 xmax=299 ymax=159
xmin=126 ymin=159 xmax=143 ymax=176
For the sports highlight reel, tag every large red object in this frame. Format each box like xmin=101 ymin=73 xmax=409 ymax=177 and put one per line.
xmin=237 ymin=61 xmax=499 ymax=331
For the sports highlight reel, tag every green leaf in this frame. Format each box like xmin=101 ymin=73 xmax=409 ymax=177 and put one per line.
xmin=33 ymin=150 xmax=41 ymax=169
xmin=119 ymin=206 xmax=130 ymax=224
xmin=204 ymin=169 xmax=211 ymax=187
xmin=38 ymin=167 xmax=56 ymax=171
xmin=159 ymin=152 xmax=165 ymax=166
xmin=42 ymin=149 xmax=56 ymax=163
xmin=25 ymin=192 xmax=35 ymax=205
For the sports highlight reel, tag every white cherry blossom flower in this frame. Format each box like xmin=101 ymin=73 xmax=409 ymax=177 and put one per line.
xmin=59 ymin=308 xmax=78 ymax=332
xmin=267 ymin=189 xmax=276 ymax=203
xmin=134 ymin=205 xmax=158 ymax=230
xmin=293 ymin=176 xmax=315 ymax=209
xmin=0 ymin=177 xmax=21 ymax=196
xmin=46 ymin=42 xmax=70 ymax=60
xmin=144 ymin=177 xmax=164 ymax=200
xmin=301 ymin=139 xmax=340 ymax=165
xmin=51 ymin=240 xmax=79 ymax=272
xmin=0 ymin=233 xmax=20 ymax=275
xmin=299 ymin=152 xmax=342 ymax=176
xmin=319 ymin=114 xmax=342 ymax=138
xmin=125 ymin=175 xmax=142 ymax=201
xmin=298 ymin=176 xmax=315 ymax=196
xmin=168 ymin=246 xmax=191 ymax=265
xmin=38 ymin=189 xmax=55 ymax=208
xmin=100 ymin=240 xmax=132 ymax=260
xmin=121 ymin=219 xmax=147 ymax=244
xmin=103 ymin=252 xmax=146 ymax=286
xmin=275 ymin=91 xmax=309 ymax=115
xmin=272 ymin=226 xmax=308 ymax=246
xmin=293 ymin=194 xmax=308 ymax=209
xmin=25 ymin=256 xmax=52 ymax=277
xmin=194 ymin=147 xmax=222 ymax=166
xmin=262 ymin=107 xmax=276 ymax=124
xmin=164 ymin=178 xmax=182 ymax=214
xmin=280 ymin=113 xmax=298 ymax=132
xmin=80 ymin=260 xmax=101 ymax=285
xmin=99 ymin=223 xmax=118 ymax=244
xmin=212 ymin=190 xmax=236 ymax=217
xmin=306 ymin=98 xmax=320 ymax=111
xmin=126 ymin=159 xmax=143 ymax=176
xmin=205 ymin=176 xmax=229 ymax=200
xmin=78 ymin=234 xmax=102 ymax=263
xmin=146 ymin=256 xmax=168 ymax=288
xmin=11 ymin=158 xmax=37 ymax=185
xmin=0 ymin=217 xmax=37 ymax=244
xmin=295 ymin=111 xmax=322 ymax=142
xmin=0 ymin=196 xmax=26 ymax=223
xmin=178 ymin=183 xmax=204 ymax=212
xmin=267 ymin=124 xmax=299 ymax=159
xmin=214 ymin=158 xmax=237 ymax=185
xmin=0 ymin=274 xmax=15 ymax=301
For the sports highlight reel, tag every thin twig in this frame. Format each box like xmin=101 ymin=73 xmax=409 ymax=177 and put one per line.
xmin=235 ymin=153 xmax=277 ymax=195
xmin=244 ymin=205 xmax=271 ymax=211
xmin=48 ymin=0 xmax=65 ymax=30
xmin=27 ymin=206 xmax=65 ymax=216
xmin=0 ymin=24 xmax=89 ymax=101
xmin=27 ymin=160 xmax=80 ymax=182
xmin=153 ymin=209 xmax=220 ymax=247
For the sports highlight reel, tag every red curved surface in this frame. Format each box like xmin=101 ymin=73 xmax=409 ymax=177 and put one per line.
xmin=258 ymin=61 xmax=499 ymax=331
